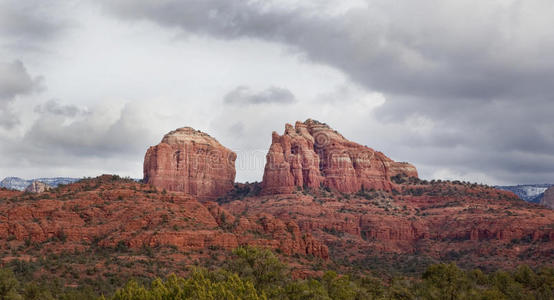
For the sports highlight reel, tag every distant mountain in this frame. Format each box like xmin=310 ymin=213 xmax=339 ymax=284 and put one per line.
xmin=0 ymin=177 xmax=80 ymax=191
xmin=495 ymin=184 xmax=553 ymax=203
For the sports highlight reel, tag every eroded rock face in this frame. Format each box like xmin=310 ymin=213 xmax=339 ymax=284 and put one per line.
xmin=262 ymin=119 xmax=418 ymax=194
xmin=24 ymin=181 xmax=51 ymax=193
xmin=203 ymin=201 xmax=328 ymax=258
xmin=144 ymin=127 xmax=237 ymax=200
xmin=541 ymin=187 xmax=554 ymax=209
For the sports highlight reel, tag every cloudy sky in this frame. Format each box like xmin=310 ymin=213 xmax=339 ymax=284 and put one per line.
xmin=1 ymin=0 xmax=553 ymax=185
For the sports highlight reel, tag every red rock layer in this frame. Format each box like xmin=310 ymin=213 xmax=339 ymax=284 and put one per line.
xmin=223 ymin=182 xmax=554 ymax=268
xmin=144 ymin=127 xmax=237 ymax=201
xmin=204 ymin=202 xmax=328 ymax=259
xmin=262 ymin=119 xmax=418 ymax=194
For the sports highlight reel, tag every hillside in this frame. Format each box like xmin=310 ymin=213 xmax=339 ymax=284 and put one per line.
xmin=0 ymin=174 xmax=552 ymax=293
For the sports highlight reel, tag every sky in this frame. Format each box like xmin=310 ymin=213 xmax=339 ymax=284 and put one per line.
xmin=0 ymin=0 xmax=553 ymax=185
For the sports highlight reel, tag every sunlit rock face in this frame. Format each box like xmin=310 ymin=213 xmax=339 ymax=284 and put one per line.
xmin=144 ymin=127 xmax=236 ymax=200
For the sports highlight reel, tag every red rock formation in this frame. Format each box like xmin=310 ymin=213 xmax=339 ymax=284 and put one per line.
xmin=540 ymin=187 xmax=554 ymax=209
xmin=262 ymin=119 xmax=418 ymax=194
xmin=24 ymin=181 xmax=51 ymax=193
xmin=144 ymin=127 xmax=237 ymax=200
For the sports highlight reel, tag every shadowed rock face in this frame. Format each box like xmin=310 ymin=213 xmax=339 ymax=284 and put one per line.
xmin=262 ymin=119 xmax=418 ymax=194
xmin=144 ymin=127 xmax=237 ymax=200
xmin=541 ymin=187 xmax=554 ymax=209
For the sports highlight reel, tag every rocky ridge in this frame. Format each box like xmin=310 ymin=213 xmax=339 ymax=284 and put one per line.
xmin=222 ymin=177 xmax=554 ymax=270
xmin=0 ymin=176 xmax=327 ymax=259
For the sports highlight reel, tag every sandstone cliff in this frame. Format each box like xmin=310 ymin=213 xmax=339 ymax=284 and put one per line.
xmin=24 ymin=181 xmax=51 ymax=193
xmin=541 ymin=187 xmax=554 ymax=209
xmin=262 ymin=119 xmax=418 ymax=194
xmin=144 ymin=127 xmax=237 ymax=200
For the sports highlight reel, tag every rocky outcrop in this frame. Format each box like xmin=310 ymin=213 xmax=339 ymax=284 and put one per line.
xmin=144 ymin=127 xmax=237 ymax=200
xmin=541 ymin=187 xmax=554 ymax=209
xmin=262 ymin=119 xmax=418 ymax=194
xmin=24 ymin=181 xmax=51 ymax=193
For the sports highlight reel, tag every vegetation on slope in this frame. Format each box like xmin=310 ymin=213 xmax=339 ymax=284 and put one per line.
xmin=1 ymin=247 xmax=553 ymax=299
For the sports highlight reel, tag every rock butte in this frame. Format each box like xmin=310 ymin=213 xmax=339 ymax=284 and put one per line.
xmin=144 ymin=127 xmax=237 ymax=201
xmin=262 ymin=119 xmax=418 ymax=194
xmin=541 ymin=187 xmax=554 ymax=209
xmin=24 ymin=181 xmax=51 ymax=193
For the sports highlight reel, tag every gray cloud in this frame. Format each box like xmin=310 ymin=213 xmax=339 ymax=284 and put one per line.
xmin=0 ymin=0 xmax=552 ymax=185
xmin=0 ymin=97 xmax=191 ymax=179
xmin=0 ymin=60 xmax=41 ymax=102
xmin=21 ymin=102 xmax=154 ymax=157
xmin=34 ymin=99 xmax=87 ymax=117
xmin=102 ymin=0 xmax=554 ymax=101
xmin=101 ymin=0 xmax=554 ymax=184
xmin=224 ymin=86 xmax=296 ymax=105
xmin=0 ymin=110 xmax=19 ymax=129
xmin=0 ymin=60 xmax=42 ymax=129
xmin=0 ymin=1 xmax=68 ymax=50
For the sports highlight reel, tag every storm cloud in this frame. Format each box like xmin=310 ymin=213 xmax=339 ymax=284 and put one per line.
xmin=103 ymin=0 xmax=554 ymax=100
xmin=0 ymin=0 xmax=553 ymax=184
xmin=101 ymin=0 xmax=554 ymax=184
xmin=0 ymin=0 xmax=68 ymax=51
